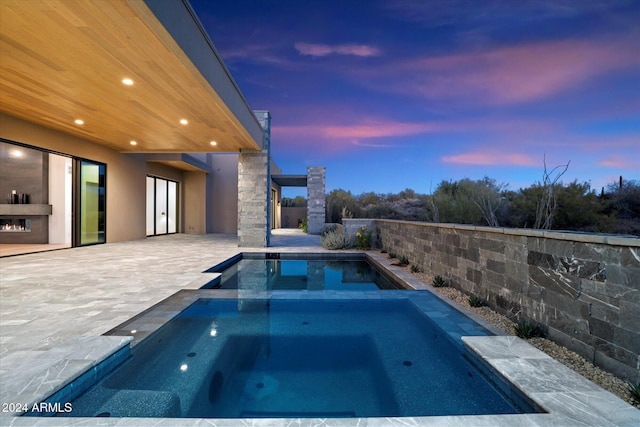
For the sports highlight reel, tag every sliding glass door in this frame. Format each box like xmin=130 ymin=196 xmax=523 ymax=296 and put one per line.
xmin=146 ymin=176 xmax=178 ymax=236
xmin=75 ymin=160 xmax=106 ymax=246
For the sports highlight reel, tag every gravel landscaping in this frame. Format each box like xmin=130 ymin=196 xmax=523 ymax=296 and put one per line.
xmin=407 ymin=269 xmax=640 ymax=409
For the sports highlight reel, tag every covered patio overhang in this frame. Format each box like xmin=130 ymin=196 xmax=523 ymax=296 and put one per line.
xmin=271 ymin=174 xmax=308 ymax=187
xmin=0 ymin=0 xmax=263 ymax=154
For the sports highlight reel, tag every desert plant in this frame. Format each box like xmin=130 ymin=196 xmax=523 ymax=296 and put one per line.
xmin=432 ymin=275 xmax=448 ymax=287
xmin=321 ymin=229 xmax=351 ymax=250
xmin=299 ymin=218 xmax=308 ymax=233
xmin=514 ymin=318 xmax=544 ymax=339
xmin=468 ymin=295 xmax=484 ymax=307
xmin=388 ymin=252 xmax=397 ymax=259
xmin=629 ymin=382 xmax=640 ymax=404
xmin=353 ymin=226 xmax=372 ymax=249
xmin=321 ymin=224 xmax=337 ymax=237
xmin=398 ymin=255 xmax=409 ymax=266
xmin=410 ymin=264 xmax=421 ymax=273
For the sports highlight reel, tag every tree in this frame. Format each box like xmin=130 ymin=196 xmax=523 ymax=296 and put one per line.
xmin=470 ymin=177 xmax=507 ymax=227
xmin=281 ymin=196 xmax=307 ymax=207
xmin=325 ymin=189 xmax=359 ymax=223
xmin=533 ymin=156 xmax=570 ymax=229
xmin=432 ymin=179 xmax=484 ymax=225
xmin=552 ymin=180 xmax=600 ymax=231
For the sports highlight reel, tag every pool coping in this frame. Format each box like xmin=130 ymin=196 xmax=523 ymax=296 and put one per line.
xmin=2 ymin=251 xmax=638 ymax=426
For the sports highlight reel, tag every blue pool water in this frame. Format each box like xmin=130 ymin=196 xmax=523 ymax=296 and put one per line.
xmin=204 ymin=257 xmax=402 ymax=290
xmin=60 ymin=296 xmax=535 ymax=418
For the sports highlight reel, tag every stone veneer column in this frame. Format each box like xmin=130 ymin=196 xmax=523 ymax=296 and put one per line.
xmin=306 ymin=166 xmax=326 ymax=234
xmin=238 ymin=111 xmax=271 ymax=247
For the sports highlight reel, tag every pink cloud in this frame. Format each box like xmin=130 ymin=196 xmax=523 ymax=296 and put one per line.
xmin=295 ymin=42 xmax=381 ymax=57
xmin=360 ymin=37 xmax=640 ymax=105
xmin=274 ymin=120 xmax=436 ymax=141
xmin=321 ymin=121 xmax=436 ymax=138
xmin=442 ymin=152 xmax=539 ymax=167
xmin=599 ymin=156 xmax=640 ymax=170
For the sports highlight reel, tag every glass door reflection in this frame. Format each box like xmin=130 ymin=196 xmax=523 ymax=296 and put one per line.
xmin=146 ymin=176 xmax=178 ymax=236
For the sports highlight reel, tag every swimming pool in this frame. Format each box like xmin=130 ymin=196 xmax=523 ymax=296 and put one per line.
xmin=49 ymin=291 xmax=537 ymax=418
xmin=203 ymin=253 xmax=403 ymax=290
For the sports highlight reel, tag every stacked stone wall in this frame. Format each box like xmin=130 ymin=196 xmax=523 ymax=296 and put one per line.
xmin=306 ymin=166 xmax=326 ymax=235
xmin=237 ymin=111 xmax=271 ymax=247
xmin=372 ymin=219 xmax=640 ymax=382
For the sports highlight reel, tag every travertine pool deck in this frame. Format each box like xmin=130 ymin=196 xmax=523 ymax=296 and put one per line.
xmin=1 ymin=231 xmax=638 ymax=426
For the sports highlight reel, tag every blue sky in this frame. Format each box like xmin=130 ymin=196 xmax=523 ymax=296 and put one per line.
xmin=191 ymin=0 xmax=640 ymax=198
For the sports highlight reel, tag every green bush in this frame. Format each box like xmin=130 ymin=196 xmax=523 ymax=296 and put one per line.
xmin=514 ymin=318 xmax=544 ymax=339
xmin=353 ymin=226 xmax=372 ymax=249
xmin=398 ymin=256 xmax=409 ymax=266
xmin=468 ymin=295 xmax=484 ymax=307
xmin=321 ymin=229 xmax=351 ymax=250
xmin=299 ymin=218 xmax=308 ymax=233
xmin=432 ymin=275 xmax=448 ymax=287
xmin=410 ymin=264 xmax=421 ymax=273
xmin=321 ymin=224 xmax=337 ymax=236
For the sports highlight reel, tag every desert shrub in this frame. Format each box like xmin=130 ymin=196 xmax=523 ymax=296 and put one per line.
xmin=468 ymin=295 xmax=484 ymax=307
xmin=321 ymin=229 xmax=351 ymax=250
xmin=321 ymin=224 xmax=337 ymax=237
xmin=410 ymin=264 xmax=421 ymax=273
xmin=398 ymin=256 xmax=409 ymax=266
xmin=388 ymin=252 xmax=397 ymax=259
xmin=432 ymin=275 xmax=448 ymax=287
xmin=353 ymin=226 xmax=372 ymax=249
xmin=629 ymin=382 xmax=640 ymax=404
xmin=514 ymin=318 xmax=544 ymax=339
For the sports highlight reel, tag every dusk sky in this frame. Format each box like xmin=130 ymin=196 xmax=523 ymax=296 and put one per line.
xmin=191 ymin=0 xmax=640 ymax=198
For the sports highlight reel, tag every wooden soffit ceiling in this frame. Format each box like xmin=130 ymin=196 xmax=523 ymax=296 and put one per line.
xmin=0 ymin=0 xmax=262 ymax=153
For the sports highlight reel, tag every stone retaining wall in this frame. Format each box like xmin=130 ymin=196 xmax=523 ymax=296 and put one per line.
xmin=344 ymin=219 xmax=640 ymax=382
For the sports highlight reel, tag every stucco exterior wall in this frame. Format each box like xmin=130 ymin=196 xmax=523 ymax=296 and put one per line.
xmin=345 ymin=218 xmax=640 ymax=383
xmin=207 ymin=154 xmax=238 ymax=234
xmin=1 ymin=113 xmax=147 ymax=243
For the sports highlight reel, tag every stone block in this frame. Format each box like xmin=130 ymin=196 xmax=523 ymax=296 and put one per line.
xmin=619 ymin=300 xmax=640 ymax=330
xmin=588 ymin=317 xmax=614 ymax=342
xmin=544 ymin=291 xmax=586 ymax=319
xmin=606 ymin=265 xmax=640 ymax=288
xmin=479 ymin=238 xmax=505 ymax=253
xmin=466 ymin=267 xmax=482 ymax=285
xmin=620 ymin=247 xmax=640 ymax=268
xmin=527 ymin=250 xmax=557 ymax=269
xmin=574 ymin=242 xmax=621 ymax=264
xmin=612 ymin=324 xmax=640 ymax=354
xmin=529 ymin=265 xmax=580 ymax=298
xmin=505 ymin=259 xmax=528 ymax=283
xmin=588 ymin=300 xmax=620 ymax=325
xmin=486 ymin=258 xmax=506 ymax=274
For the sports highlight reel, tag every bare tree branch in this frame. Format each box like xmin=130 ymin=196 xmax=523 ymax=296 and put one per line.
xmin=534 ymin=155 xmax=570 ymax=229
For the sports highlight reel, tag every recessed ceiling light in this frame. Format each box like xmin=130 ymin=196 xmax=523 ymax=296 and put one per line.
xmin=130 ymin=140 xmax=137 ymax=146
xmin=75 ymin=119 xmax=84 ymax=125
xmin=122 ymin=78 xmax=134 ymax=86
xmin=180 ymin=119 xmax=188 ymax=125
xmin=210 ymin=141 xmax=217 ymax=146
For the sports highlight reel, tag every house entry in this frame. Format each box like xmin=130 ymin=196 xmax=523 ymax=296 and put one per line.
xmin=75 ymin=159 xmax=106 ymax=246
xmin=146 ymin=176 xmax=178 ymax=236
